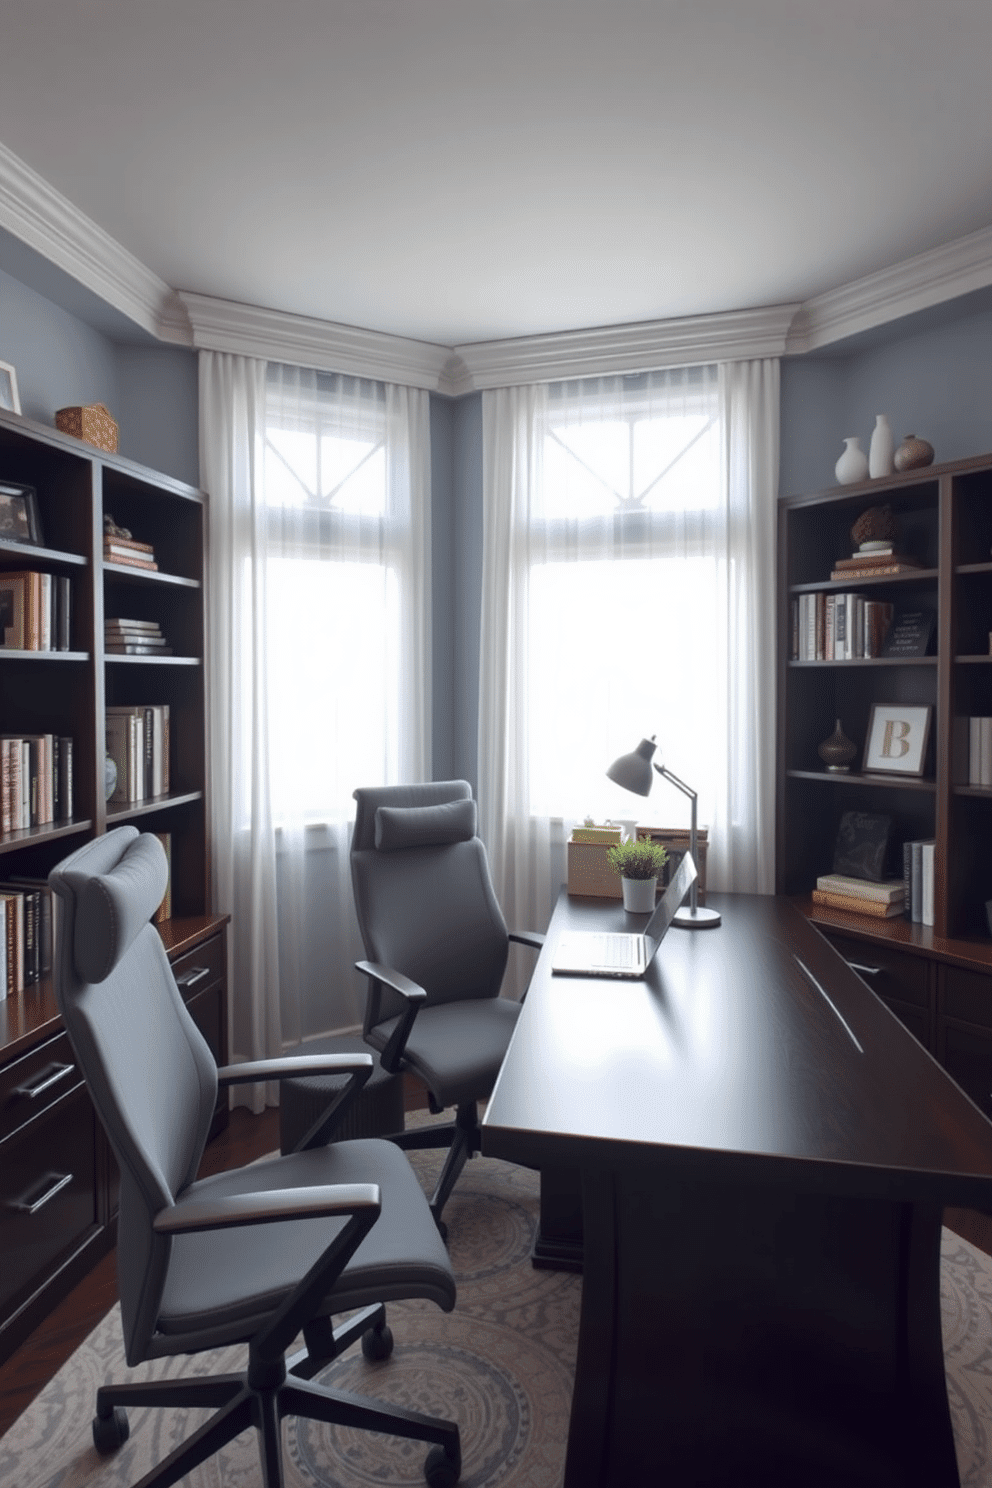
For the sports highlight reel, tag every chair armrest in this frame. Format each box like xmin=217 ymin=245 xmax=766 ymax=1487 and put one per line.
xmin=354 ymin=960 xmax=426 ymax=1075
xmin=153 ymin=1182 xmax=381 ymax=1235
xmin=509 ymin=930 xmax=545 ymax=950
xmin=216 ymin=1054 xmax=374 ymax=1086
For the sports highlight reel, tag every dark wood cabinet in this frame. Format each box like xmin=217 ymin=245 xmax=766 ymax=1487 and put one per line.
xmin=779 ymin=452 xmax=992 ymax=1101
xmin=0 ymin=409 xmax=227 ymax=1363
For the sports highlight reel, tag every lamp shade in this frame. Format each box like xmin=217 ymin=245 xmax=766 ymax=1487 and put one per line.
xmin=605 ymin=737 xmax=657 ymax=797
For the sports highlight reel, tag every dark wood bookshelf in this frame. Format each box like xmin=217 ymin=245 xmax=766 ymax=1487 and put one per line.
xmin=0 ymin=406 xmax=228 ymax=1365
xmin=778 ymin=450 xmax=992 ymax=1135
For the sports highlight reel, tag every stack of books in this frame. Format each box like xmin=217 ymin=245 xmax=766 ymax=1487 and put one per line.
xmin=811 ymin=873 xmax=905 ymax=918
xmin=903 ymin=840 xmax=936 ymax=926
xmin=0 ymin=734 xmax=73 ymax=831
xmin=105 ymin=705 xmax=170 ymax=803
xmin=829 ymin=547 xmax=923 ymax=581
xmin=104 ymin=531 xmax=158 ymax=571
xmin=791 ymin=593 xmax=894 ymax=660
xmin=0 ymin=879 xmax=53 ymax=998
xmin=105 ymin=618 xmax=172 ymax=656
xmin=0 ymin=570 xmax=72 ymax=650
xmin=967 ymin=717 xmax=992 ymax=787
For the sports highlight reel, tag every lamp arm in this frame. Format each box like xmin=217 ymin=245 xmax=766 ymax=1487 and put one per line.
xmin=653 ymin=763 xmax=699 ymax=912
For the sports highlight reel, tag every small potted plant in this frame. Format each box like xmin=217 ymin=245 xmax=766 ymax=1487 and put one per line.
xmin=607 ymin=837 xmax=669 ymax=913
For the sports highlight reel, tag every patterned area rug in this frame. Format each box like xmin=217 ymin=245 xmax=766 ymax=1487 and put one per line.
xmin=5 ymin=1128 xmax=992 ymax=1487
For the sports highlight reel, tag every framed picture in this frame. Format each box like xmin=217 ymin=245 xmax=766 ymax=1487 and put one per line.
xmin=0 ymin=361 xmax=20 ymax=415
xmin=0 ymin=481 xmax=44 ymax=547
xmin=862 ymin=703 xmax=932 ymax=776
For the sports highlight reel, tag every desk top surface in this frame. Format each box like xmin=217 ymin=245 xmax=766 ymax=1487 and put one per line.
xmin=483 ymin=891 xmax=992 ymax=1203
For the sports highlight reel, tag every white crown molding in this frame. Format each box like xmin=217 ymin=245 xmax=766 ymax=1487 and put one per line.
xmin=4 ymin=139 xmax=992 ymax=384
xmin=786 ymin=224 xmax=992 ymax=353
xmin=179 ymin=291 xmax=454 ymax=392
xmin=0 ymin=141 xmax=191 ymax=345
xmin=446 ymin=304 xmax=803 ymax=393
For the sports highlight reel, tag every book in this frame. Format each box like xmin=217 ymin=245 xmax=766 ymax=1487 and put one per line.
xmin=9 ymin=878 xmax=55 ymax=976
xmin=104 ymin=548 xmax=159 ymax=571
xmin=104 ymin=534 xmax=154 ymax=554
xmin=921 ymin=842 xmax=936 ymax=927
xmin=105 ymin=619 xmax=164 ymax=635
xmin=0 ymin=897 xmax=7 ymax=1000
xmin=105 ymin=642 xmax=173 ymax=655
xmin=58 ymin=735 xmax=73 ymax=820
xmin=571 ymin=826 xmax=622 ymax=844
xmin=815 ymin=874 xmax=904 ymax=904
xmin=0 ymin=571 xmax=28 ymax=649
xmin=969 ymin=718 xmax=992 ymax=788
xmin=153 ymin=832 xmax=172 ymax=922
xmin=811 ymin=890 xmax=904 ymax=918
xmin=0 ymin=890 xmax=23 ymax=993
xmin=880 ymin=608 xmax=937 ymax=658
xmin=56 ymin=575 xmax=71 ymax=650
xmin=833 ymin=811 xmax=892 ymax=882
xmin=832 ymin=552 xmax=920 ymax=571
xmin=830 ymin=562 xmax=924 ymax=580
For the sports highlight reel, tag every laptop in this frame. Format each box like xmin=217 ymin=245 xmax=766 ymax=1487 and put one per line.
xmin=551 ymin=850 xmax=698 ymax=979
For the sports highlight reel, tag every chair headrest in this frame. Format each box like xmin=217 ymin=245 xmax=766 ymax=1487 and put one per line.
xmin=374 ymin=797 xmax=477 ymax=852
xmin=72 ymin=833 xmax=169 ymax=983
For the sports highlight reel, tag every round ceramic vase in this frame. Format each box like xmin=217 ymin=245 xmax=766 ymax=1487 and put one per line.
xmin=869 ymin=415 xmax=894 ymax=479
xmin=894 ymin=435 xmax=935 ymax=472
xmin=835 ymin=437 xmax=869 ymax=485
xmin=622 ymin=876 xmax=657 ymax=912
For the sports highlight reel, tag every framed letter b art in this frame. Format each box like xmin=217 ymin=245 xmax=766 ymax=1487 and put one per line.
xmin=863 ymin=703 xmax=932 ymax=777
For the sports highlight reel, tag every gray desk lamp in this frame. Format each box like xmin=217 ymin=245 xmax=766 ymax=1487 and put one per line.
xmin=606 ymin=736 xmax=721 ymax=928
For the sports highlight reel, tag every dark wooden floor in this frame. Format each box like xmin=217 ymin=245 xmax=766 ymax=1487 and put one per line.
xmin=1 ymin=1083 xmax=989 ymax=1443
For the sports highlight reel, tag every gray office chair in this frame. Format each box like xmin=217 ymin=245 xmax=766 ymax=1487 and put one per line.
xmin=49 ymin=828 xmax=462 ymax=1488
xmin=351 ymin=781 xmax=544 ymax=1235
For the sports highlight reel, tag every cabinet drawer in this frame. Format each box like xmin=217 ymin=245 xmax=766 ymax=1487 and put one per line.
xmin=940 ymin=965 xmax=992 ymax=1031
xmin=170 ymin=934 xmax=223 ymax=1000
xmin=0 ymin=1086 xmax=97 ymax=1316
xmin=941 ymin=1021 xmax=992 ymax=1122
xmin=0 ymin=1032 xmax=82 ymax=1145
xmin=880 ymin=997 xmax=930 ymax=1049
xmin=821 ymin=933 xmax=931 ymax=1008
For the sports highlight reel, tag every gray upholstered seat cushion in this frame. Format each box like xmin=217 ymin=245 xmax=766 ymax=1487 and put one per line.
xmin=157 ymin=1138 xmax=454 ymax=1350
xmin=366 ymin=999 xmax=521 ymax=1108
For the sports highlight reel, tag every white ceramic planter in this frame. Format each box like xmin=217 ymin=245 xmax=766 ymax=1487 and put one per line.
xmin=621 ymin=876 xmax=657 ymax=912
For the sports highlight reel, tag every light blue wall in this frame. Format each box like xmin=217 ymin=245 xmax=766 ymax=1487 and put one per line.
xmin=0 ymin=264 xmax=120 ymax=427
xmin=0 ymin=263 xmax=199 ymax=486
xmin=780 ymin=303 xmax=992 ymax=497
xmin=115 ymin=344 xmax=199 ymax=488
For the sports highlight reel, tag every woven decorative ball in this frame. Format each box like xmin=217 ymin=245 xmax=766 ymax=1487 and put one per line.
xmin=850 ymin=504 xmax=896 ymax=549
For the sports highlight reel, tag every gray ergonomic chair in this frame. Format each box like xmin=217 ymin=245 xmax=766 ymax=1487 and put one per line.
xmin=49 ymin=828 xmax=462 ymax=1488
xmin=350 ymin=781 xmax=544 ymax=1235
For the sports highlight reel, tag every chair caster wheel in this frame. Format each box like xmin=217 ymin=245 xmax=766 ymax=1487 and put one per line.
xmin=361 ymin=1322 xmax=394 ymax=1361
xmin=93 ymin=1406 xmax=130 ymax=1454
xmin=424 ymin=1442 xmax=461 ymax=1486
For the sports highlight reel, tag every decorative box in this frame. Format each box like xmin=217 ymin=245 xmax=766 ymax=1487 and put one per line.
xmin=567 ymin=841 xmax=622 ymax=899
xmin=55 ymin=403 xmax=119 ymax=453
xmin=571 ymin=825 xmax=622 ymax=845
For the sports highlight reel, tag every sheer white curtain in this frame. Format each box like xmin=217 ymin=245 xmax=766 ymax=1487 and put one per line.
xmin=479 ymin=362 xmax=778 ymax=980
xmin=201 ymin=353 xmax=431 ymax=1107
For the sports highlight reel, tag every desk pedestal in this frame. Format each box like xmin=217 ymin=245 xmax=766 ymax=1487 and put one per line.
xmin=566 ymin=1167 xmax=958 ymax=1488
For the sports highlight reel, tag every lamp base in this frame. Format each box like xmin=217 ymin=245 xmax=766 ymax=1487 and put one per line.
xmin=673 ymin=905 xmax=722 ymax=929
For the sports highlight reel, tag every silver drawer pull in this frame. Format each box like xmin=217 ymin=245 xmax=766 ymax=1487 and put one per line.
xmin=15 ymin=1062 xmax=74 ymax=1099
xmin=847 ymin=962 xmax=882 ymax=977
xmin=10 ymin=1172 xmax=73 ymax=1215
xmin=175 ymin=966 xmax=210 ymax=989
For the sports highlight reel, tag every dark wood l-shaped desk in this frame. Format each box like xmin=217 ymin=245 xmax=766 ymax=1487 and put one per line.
xmin=482 ymin=890 xmax=992 ymax=1487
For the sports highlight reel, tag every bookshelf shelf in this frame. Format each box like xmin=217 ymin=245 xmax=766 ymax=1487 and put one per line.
xmin=778 ymin=450 xmax=992 ymax=1125
xmin=0 ymin=405 xmax=226 ymax=1363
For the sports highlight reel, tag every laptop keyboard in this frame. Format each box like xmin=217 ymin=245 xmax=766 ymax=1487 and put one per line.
xmin=588 ymin=934 xmax=638 ymax=968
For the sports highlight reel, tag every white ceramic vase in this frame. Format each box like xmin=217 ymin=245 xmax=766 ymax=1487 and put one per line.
xmin=621 ymin=876 xmax=657 ymax=913
xmin=835 ymin=437 xmax=869 ymax=485
xmin=869 ymin=414 xmax=894 ymax=478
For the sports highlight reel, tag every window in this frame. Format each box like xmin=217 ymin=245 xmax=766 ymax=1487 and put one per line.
xmin=523 ymin=368 xmax=723 ymax=826
xmin=258 ymin=368 xmax=427 ymax=826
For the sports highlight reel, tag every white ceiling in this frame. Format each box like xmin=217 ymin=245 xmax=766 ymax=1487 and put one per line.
xmin=1 ymin=0 xmax=991 ymax=349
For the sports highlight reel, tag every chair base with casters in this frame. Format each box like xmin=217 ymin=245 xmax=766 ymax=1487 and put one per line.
xmin=91 ymin=1299 xmax=460 ymax=1488
xmin=48 ymin=828 xmax=463 ymax=1488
